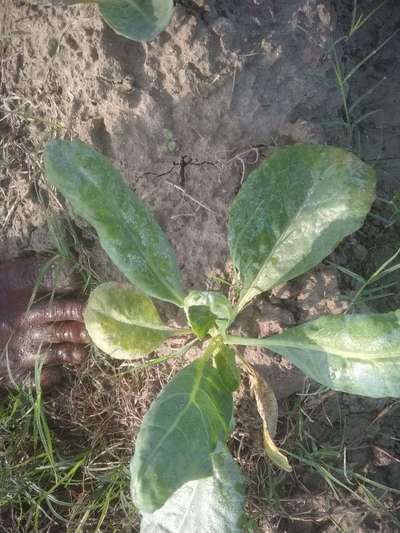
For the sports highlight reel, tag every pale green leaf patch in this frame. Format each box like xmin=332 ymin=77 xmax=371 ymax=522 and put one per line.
xmin=98 ymin=0 xmax=174 ymax=42
xmin=184 ymin=291 xmax=234 ymax=338
xmin=230 ymin=311 xmax=400 ymax=398
xmin=84 ymin=282 xmax=182 ymax=360
xmin=140 ymin=444 xmax=245 ymax=533
xmin=229 ymin=144 xmax=376 ymax=311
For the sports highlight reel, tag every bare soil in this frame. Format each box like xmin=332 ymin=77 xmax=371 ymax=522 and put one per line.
xmin=1 ymin=0 xmax=399 ymax=531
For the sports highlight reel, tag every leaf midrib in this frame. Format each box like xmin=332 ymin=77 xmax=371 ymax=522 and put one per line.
xmin=231 ymin=162 xmax=295 ymax=267
xmin=124 ymin=0 xmax=151 ymax=21
xmin=136 ymin=358 xmax=207 ymax=484
xmin=73 ymin=159 xmax=183 ymax=305
xmin=92 ymin=308 xmax=177 ymax=332
xmin=100 ymin=0 xmax=153 ymax=21
xmin=265 ymin=339 xmax=400 ymax=361
xmin=136 ymin=359 xmax=229 ymax=496
xmin=177 ymin=480 xmax=201 ymax=531
xmin=237 ymin=169 xmax=318 ymax=309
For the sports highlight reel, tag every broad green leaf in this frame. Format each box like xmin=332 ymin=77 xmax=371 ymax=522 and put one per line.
xmin=185 ymin=305 xmax=215 ymax=339
xmin=228 ymin=145 xmax=376 ymax=311
xmin=184 ymin=291 xmax=234 ymax=338
xmin=214 ymin=345 xmax=240 ymax=392
xmin=84 ymin=282 xmax=180 ymax=360
xmin=140 ymin=444 xmax=245 ymax=533
xmin=261 ymin=311 xmax=400 ymax=398
xmin=241 ymin=359 xmax=291 ymax=472
xmin=44 ymin=140 xmax=185 ymax=307
xmin=98 ymin=0 xmax=174 ymax=42
xmin=130 ymin=356 xmax=233 ymax=512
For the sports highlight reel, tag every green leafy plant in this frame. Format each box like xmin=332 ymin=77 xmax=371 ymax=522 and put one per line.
xmin=78 ymin=0 xmax=174 ymax=42
xmin=44 ymin=139 xmax=400 ymax=531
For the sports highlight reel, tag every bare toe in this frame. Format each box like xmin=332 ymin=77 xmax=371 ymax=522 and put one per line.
xmin=0 ymin=256 xmax=82 ymax=319
xmin=0 ymin=255 xmax=80 ymax=295
xmin=42 ymin=343 xmax=87 ymax=366
xmin=29 ymin=321 xmax=90 ymax=344
xmin=23 ymin=299 xmax=85 ymax=325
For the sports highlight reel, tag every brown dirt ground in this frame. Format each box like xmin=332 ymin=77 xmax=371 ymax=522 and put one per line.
xmin=1 ymin=0 xmax=399 ymax=531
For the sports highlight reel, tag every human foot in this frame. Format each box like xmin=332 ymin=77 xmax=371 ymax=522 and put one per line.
xmin=0 ymin=255 xmax=89 ymax=389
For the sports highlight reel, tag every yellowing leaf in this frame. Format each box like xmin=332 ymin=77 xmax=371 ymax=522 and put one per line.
xmin=261 ymin=426 xmax=292 ymax=473
xmin=241 ymin=359 xmax=292 ymax=472
xmin=84 ymin=282 xmax=180 ymax=359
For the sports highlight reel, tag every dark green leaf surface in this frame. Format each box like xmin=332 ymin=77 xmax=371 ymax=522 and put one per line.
xmin=185 ymin=305 xmax=216 ymax=339
xmin=140 ymin=444 xmax=245 ymax=533
xmin=214 ymin=345 xmax=240 ymax=392
xmin=44 ymin=140 xmax=185 ymax=306
xmin=84 ymin=282 xmax=179 ymax=359
xmin=130 ymin=356 xmax=233 ymax=512
xmin=98 ymin=0 xmax=174 ymax=42
xmin=261 ymin=311 xmax=400 ymax=398
xmin=184 ymin=291 xmax=234 ymax=338
xmin=228 ymin=145 xmax=376 ymax=311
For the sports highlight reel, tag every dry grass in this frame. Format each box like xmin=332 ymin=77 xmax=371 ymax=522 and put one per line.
xmin=0 ymin=338 xmax=193 ymax=531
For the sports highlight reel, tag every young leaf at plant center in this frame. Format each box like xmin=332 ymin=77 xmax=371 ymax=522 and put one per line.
xmin=228 ymin=145 xmax=376 ymax=311
xmin=98 ymin=0 xmax=174 ymax=42
xmin=185 ymin=305 xmax=215 ymax=340
xmin=184 ymin=291 xmax=234 ymax=338
xmin=214 ymin=345 xmax=240 ymax=392
xmin=258 ymin=311 xmax=400 ymax=398
xmin=84 ymin=282 xmax=182 ymax=360
xmin=241 ymin=359 xmax=291 ymax=472
xmin=44 ymin=140 xmax=185 ymax=307
xmin=130 ymin=355 xmax=234 ymax=512
xmin=140 ymin=443 xmax=245 ymax=533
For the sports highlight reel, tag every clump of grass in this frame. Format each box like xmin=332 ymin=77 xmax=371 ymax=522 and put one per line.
xmin=325 ymin=0 xmax=399 ymax=155
xmin=0 ymin=343 xmax=194 ymax=531
xmin=234 ymin=384 xmax=400 ymax=531
xmin=327 ymin=244 xmax=400 ymax=311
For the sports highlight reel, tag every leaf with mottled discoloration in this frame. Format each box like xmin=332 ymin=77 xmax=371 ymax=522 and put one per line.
xmin=130 ymin=355 xmax=234 ymax=512
xmin=260 ymin=311 xmax=400 ymax=398
xmin=84 ymin=282 xmax=180 ymax=359
xmin=44 ymin=140 xmax=185 ymax=306
xmin=184 ymin=291 xmax=234 ymax=338
xmin=229 ymin=145 xmax=376 ymax=311
xmin=140 ymin=444 xmax=245 ymax=533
